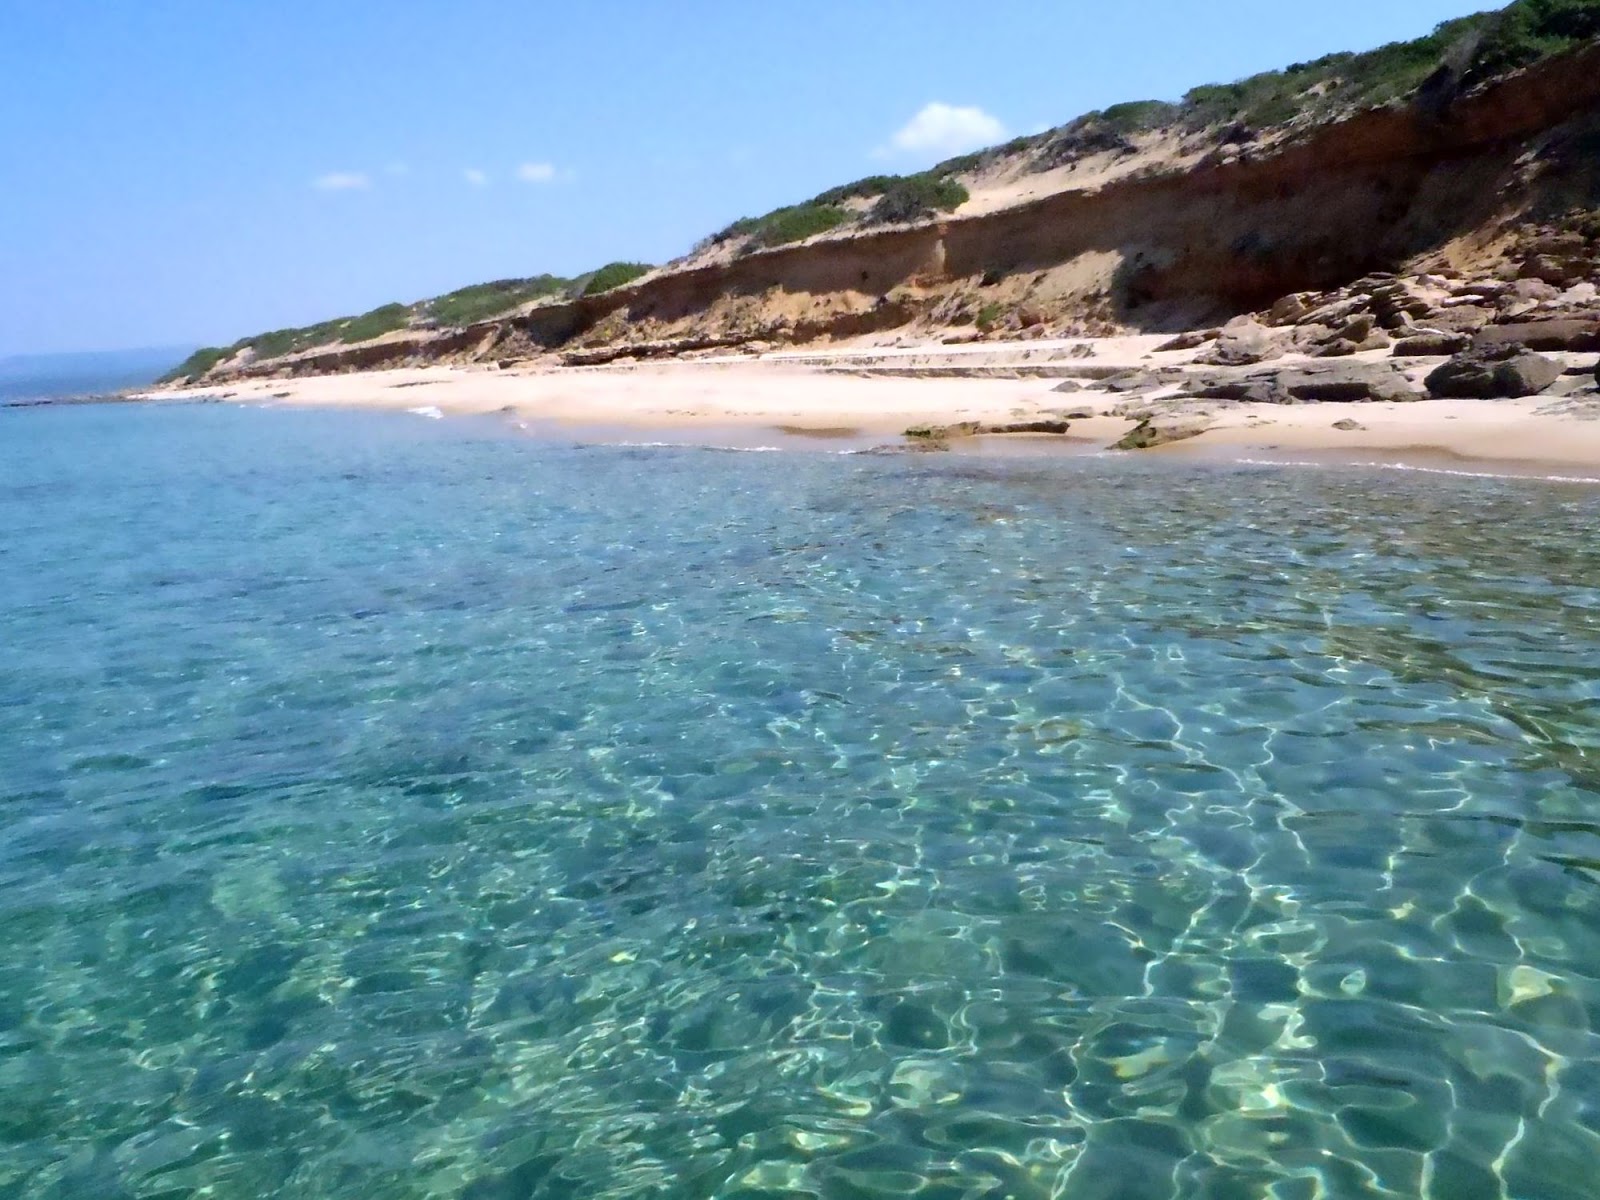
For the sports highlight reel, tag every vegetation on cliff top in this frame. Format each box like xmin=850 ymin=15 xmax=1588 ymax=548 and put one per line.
xmin=708 ymin=170 xmax=970 ymax=251
xmin=161 ymin=269 xmax=628 ymax=382
xmin=424 ymin=276 xmax=571 ymax=327
xmin=169 ymin=0 xmax=1597 ymax=382
xmin=578 ymin=262 xmax=653 ymax=296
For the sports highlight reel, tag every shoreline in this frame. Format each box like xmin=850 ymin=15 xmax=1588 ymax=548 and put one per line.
xmin=126 ymin=349 xmax=1600 ymax=480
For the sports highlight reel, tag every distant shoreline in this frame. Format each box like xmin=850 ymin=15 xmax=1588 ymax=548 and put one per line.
xmin=128 ymin=339 xmax=1600 ymax=482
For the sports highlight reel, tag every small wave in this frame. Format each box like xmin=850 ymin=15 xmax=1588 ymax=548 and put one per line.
xmin=598 ymin=441 xmax=785 ymax=453
xmin=1231 ymin=456 xmax=1600 ymax=485
xmin=407 ymin=406 xmax=445 ymax=420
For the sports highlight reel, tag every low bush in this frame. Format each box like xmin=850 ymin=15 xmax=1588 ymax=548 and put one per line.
xmin=1463 ymin=0 xmax=1600 ymax=85
xmin=1097 ymin=100 xmax=1181 ymax=133
xmin=868 ymin=173 xmax=970 ymax=224
xmin=161 ymin=346 xmax=229 ymax=382
xmin=579 ymin=262 xmax=652 ymax=296
xmin=426 ymin=276 xmax=570 ymax=326
xmin=809 ymin=175 xmax=903 ymax=207
xmin=338 ymin=303 xmax=412 ymax=344
xmin=247 ymin=319 xmax=348 ymax=360
xmin=751 ymin=203 xmax=851 ymax=247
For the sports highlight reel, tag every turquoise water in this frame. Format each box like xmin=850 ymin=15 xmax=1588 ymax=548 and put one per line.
xmin=3 ymin=403 xmax=1600 ymax=1200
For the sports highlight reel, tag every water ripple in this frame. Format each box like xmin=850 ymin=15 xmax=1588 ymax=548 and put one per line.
xmin=0 ymin=405 xmax=1597 ymax=1198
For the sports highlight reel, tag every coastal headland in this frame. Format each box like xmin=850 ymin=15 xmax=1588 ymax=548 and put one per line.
xmin=146 ymin=1 xmax=1600 ymax=473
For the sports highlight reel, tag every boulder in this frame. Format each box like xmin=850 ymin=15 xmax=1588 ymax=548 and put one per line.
xmin=1112 ymin=415 xmax=1211 ymax=450
xmin=1425 ymin=346 xmax=1563 ymax=398
xmin=1195 ymin=321 xmax=1284 ymax=366
xmin=1472 ymin=320 xmax=1600 ymax=353
xmin=1332 ymin=418 xmax=1366 ymax=431
xmin=1393 ymin=331 xmax=1471 ymax=357
xmin=1429 ymin=304 xmax=1496 ymax=333
xmin=1275 ymin=362 xmax=1421 ymax=403
xmin=1194 ymin=361 xmax=1421 ymax=404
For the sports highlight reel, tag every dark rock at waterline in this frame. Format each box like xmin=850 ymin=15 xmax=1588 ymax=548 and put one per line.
xmin=1111 ymin=416 xmax=1210 ymax=450
xmin=904 ymin=418 xmax=1074 ymax=440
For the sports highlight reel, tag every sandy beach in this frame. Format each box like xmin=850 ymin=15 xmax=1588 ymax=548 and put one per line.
xmin=135 ymin=336 xmax=1600 ymax=478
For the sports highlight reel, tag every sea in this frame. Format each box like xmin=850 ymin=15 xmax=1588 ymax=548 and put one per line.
xmin=0 ymin=349 xmax=189 ymax=408
xmin=1 ymin=397 xmax=1598 ymax=1200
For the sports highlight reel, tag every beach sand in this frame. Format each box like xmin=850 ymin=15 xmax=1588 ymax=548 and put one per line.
xmin=135 ymin=343 xmax=1600 ymax=477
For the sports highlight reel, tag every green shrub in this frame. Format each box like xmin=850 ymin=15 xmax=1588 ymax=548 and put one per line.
xmin=753 ymin=204 xmax=852 ymax=247
xmin=976 ymin=302 xmax=1005 ymax=331
xmin=161 ymin=346 xmax=229 ymax=383
xmin=579 ymin=262 xmax=652 ymax=296
xmin=1097 ymin=100 xmax=1181 ymax=133
xmin=809 ymin=175 xmax=903 ymax=207
xmin=708 ymin=216 xmax=764 ymax=245
xmin=868 ymin=173 xmax=970 ymax=224
xmin=1169 ymin=7 xmax=1552 ymax=130
xmin=245 ymin=319 xmax=348 ymax=360
xmin=426 ymin=276 xmax=570 ymax=326
xmin=339 ymin=303 xmax=412 ymax=344
xmin=1464 ymin=0 xmax=1600 ymax=85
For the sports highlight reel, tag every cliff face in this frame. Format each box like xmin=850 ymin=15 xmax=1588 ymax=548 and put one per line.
xmin=221 ymin=42 xmax=1600 ymax=382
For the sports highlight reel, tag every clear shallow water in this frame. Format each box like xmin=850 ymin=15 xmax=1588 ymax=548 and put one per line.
xmin=3 ymin=403 xmax=1600 ymax=1200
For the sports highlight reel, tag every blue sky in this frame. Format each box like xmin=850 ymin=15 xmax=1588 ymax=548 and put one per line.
xmin=0 ymin=0 xmax=1494 ymax=356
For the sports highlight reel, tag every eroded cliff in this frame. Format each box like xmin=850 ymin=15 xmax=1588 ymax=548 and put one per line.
xmin=181 ymin=32 xmax=1600 ymax=385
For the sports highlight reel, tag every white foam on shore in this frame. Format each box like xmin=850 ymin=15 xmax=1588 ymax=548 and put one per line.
xmin=607 ymin=441 xmax=785 ymax=453
xmin=407 ymin=406 xmax=445 ymax=420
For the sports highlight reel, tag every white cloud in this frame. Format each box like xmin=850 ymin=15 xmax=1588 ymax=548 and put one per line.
xmin=312 ymin=171 xmax=371 ymax=191
xmin=886 ymin=102 xmax=1007 ymax=157
xmin=516 ymin=161 xmax=558 ymax=184
xmin=464 ymin=168 xmax=490 ymax=187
